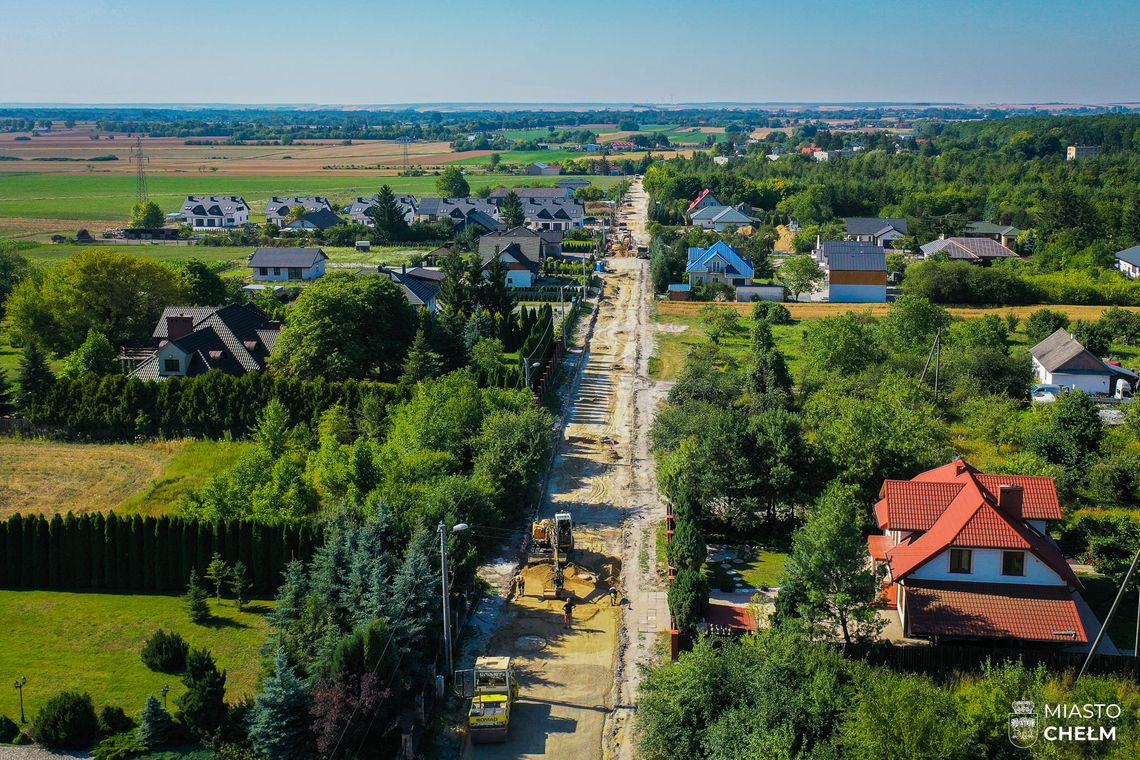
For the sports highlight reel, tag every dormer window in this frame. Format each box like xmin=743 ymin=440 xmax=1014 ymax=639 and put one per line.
xmin=1002 ymin=551 xmax=1026 ymax=577
xmin=949 ymin=548 xmax=972 ymax=574
xmin=164 ymin=358 xmax=180 ymax=373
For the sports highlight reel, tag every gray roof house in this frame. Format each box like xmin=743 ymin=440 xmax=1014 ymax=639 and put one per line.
xmin=964 ymin=221 xmax=1021 ymax=249
xmin=348 ymin=194 xmax=417 ymax=225
xmin=1030 ymin=328 xmax=1136 ymax=395
xmin=180 ymin=196 xmax=250 ymax=229
xmin=689 ymin=204 xmax=753 ymax=231
xmin=844 ymin=217 xmax=909 ymax=247
xmin=920 ymin=237 xmax=1018 ymax=264
xmin=265 ymin=196 xmax=333 ymax=227
xmin=249 ymin=247 xmax=329 ymax=281
xmin=378 ymin=266 xmax=442 ymax=312
xmin=286 ymin=208 xmax=344 ymax=230
xmin=815 ymin=239 xmax=884 ymax=262
xmin=128 ymin=304 xmax=281 ymax=381
xmin=479 ymin=227 xmax=562 ymax=263
xmin=523 ymin=199 xmax=584 ymax=230
xmin=481 ymin=242 xmax=541 ymax=288
xmin=416 ymin=197 xmax=500 ymax=223
xmin=1115 ymin=244 xmax=1140 ymax=279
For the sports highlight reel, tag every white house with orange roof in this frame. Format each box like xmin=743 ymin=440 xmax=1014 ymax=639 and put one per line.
xmin=868 ymin=459 xmax=1099 ymax=646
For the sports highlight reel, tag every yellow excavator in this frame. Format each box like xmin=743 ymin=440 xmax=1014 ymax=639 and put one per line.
xmin=456 ymin=656 xmax=519 ymax=743
xmin=529 ymin=512 xmax=575 ymax=598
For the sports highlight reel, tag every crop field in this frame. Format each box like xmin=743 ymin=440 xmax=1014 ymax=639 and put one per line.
xmin=0 ymin=439 xmax=249 ymax=518
xmin=445 ymin=148 xmax=589 ymax=165
xmin=654 ymin=300 xmax=1140 ymax=321
xmin=0 ymin=590 xmax=271 ymax=717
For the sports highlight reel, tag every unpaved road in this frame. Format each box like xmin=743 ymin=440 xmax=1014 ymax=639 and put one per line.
xmin=462 ymin=179 xmax=670 ymax=760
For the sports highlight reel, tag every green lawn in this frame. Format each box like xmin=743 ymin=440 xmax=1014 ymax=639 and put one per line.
xmin=705 ymin=549 xmax=789 ymax=592
xmin=0 ymin=172 xmax=619 ymax=228
xmin=15 ymin=243 xmax=246 ymax=267
xmin=114 ymin=440 xmax=253 ymax=517
xmin=0 ymin=590 xmax=272 ymax=718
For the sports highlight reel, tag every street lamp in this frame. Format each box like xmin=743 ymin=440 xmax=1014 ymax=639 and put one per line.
xmin=14 ymin=676 xmax=26 ymax=724
xmin=161 ymin=683 xmax=169 ymax=709
xmin=524 ymin=360 xmax=541 ymax=389
xmin=439 ymin=521 xmax=469 ymax=682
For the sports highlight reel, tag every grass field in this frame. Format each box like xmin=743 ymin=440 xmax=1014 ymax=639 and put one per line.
xmin=0 ymin=439 xmax=249 ymax=518
xmin=0 ymin=172 xmax=621 ymax=233
xmin=0 ymin=590 xmax=271 ymax=717
xmin=445 ymin=149 xmax=587 ymax=166
xmin=13 ymin=242 xmax=245 ymax=267
xmin=706 ymin=549 xmax=789 ymax=592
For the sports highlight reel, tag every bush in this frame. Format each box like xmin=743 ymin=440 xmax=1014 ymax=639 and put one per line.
xmin=141 ymin=630 xmax=189 ymax=673
xmin=0 ymin=715 xmax=18 ymax=743
xmin=92 ymin=731 xmax=148 ymax=760
xmin=751 ymin=300 xmax=792 ymax=324
xmin=98 ymin=705 xmax=134 ymax=736
xmin=33 ymin=691 xmax=99 ymax=749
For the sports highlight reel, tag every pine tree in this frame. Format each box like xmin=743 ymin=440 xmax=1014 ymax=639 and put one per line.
xmin=17 ymin=341 xmax=54 ymax=411
xmin=365 ymin=185 xmax=411 ymax=242
xmin=136 ymin=694 xmax=172 ymax=748
xmin=185 ymin=568 xmax=210 ymax=623
xmin=205 ymin=552 xmax=229 ymax=602
xmin=269 ymin=559 xmax=308 ymax=630
xmin=177 ymin=648 xmax=227 ymax=740
xmin=248 ymin=648 xmax=312 ymax=760
xmin=397 ymin=328 xmax=443 ymax=393
xmin=500 ymin=191 xmax=525 ymax=228
xmin=229 ymin=561 xmax=250 ymax=611
xmin=0 ymin=368 xmax=15 ymax=417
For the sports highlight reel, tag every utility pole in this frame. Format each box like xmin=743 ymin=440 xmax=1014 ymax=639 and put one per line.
xmin=1079 ymin=548 xmax=1140 ymax=678
xmin=439 ymin=521 xmax=453 ymax=682
xmin=129 ymin=136 xmax=149 ymax=203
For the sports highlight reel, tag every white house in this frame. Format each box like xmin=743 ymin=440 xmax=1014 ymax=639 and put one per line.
xmin=265 ymin=196 xmax=333 ymax=228
xmin=869 ymin=460 xmax=1095 ymax=646
xmin=688 ymin=204 xmax=752 ymax=232
xmin=249 ymin=247 xmax=328 ymax=282
xmin=181 ymin=196 xmax=249 ymax=229
xmin=685 ymin=241 xmax=754 ymax=288
xmin=1115 ymin=244 xmax=1140 ymax=279
xmin=1029 ymin=328 xmax=1127 ymax=395
xmin=481 ymin=243 xmax=539 ymax=288
xmin=844 ymin=217 xmax=908 ymax=248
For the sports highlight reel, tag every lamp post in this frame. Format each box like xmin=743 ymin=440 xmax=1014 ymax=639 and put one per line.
xmin=14 ymin=676 xmax=26 ymax=724
xmin=524 ymin=360 xmax=541 ymax=390
xmin=161 ymin=683 xmax=169 ymax=709
xmin=439 ymin=521 xmax=469 ymax=682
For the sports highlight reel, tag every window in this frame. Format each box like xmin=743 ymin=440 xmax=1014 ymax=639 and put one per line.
xmin=1002 ymin=551 xmax=1026 ymax=577
xmin=259 ymin=267 xmax=268 ymax=276
xmin=288 ymin=267 xmax=302 ymax=280
xmin=163 ymin=358 xmax=180 ymax=373
xmin=273 ymin=267 xmax=281 ymax=276
xmin=949 ymin=548 xmax=972 ymax=574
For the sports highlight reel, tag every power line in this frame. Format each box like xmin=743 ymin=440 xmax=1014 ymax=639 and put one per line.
xmin=128 ymin=135 xmax=149 ymax=203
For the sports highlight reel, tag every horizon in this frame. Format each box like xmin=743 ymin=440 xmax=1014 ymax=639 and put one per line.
xmin=2 ymin=0 xmax=1138 ymax=104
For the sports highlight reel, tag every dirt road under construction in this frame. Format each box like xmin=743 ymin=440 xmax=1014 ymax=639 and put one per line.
xmin=461 ymin=180 xmax=669 ymax=760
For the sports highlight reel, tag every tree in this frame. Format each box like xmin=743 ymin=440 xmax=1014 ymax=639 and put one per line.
xmin=17 ymin=340 xmax=54 ymax=410
xmin=58 ymin=328 xmax=116 ymax=379
xmin=500 ymin=191 xmax=525 ymax=228
xmin=1027 ymin=390 xmax=1103 ymax=493
xmin=140 ymin=629 xmax=189 ymax=673
xmin=271 ymin=273 xmax=417 ymax=380
xmin=438 ymin=247 xmax=475 ymax=315
xmin=248 ymin=648 xmax=312 ymax=760
xmin=436 ymin=166 xmax=470 ymax=198
xmin=205 ymin=553 xmax=229 ymax=602
xmin=136 ymin=695 xmax=172 ymax=748
xmin=177 ymin=648 xmax=227 ymax=740
xmin=5 ymin=247 xmax=188 ymax=354
xmin=776 ymin=255 xmax=825 ymax=301
xmin=364 ymin=185 xmax=411 ymax=242
xmin=698 ymin=305 xmax=743 ymax=344
xmin=780 ymin=483 xmax=884 ymax=645
xmin=398 ymin=327 xmax=443 ymax=393
xmin=0 ymin=368 xmax=16 ymax=417
xmin=480 ymin=253 xmax=515 ymax=319
xmin=229 ymin=561 xmax=250 ymax=611
xmin=667 ymin=567 xmax=708 ymax=634
xmin=1024 ymin=308 xmax=1070 ymax=344
xmin=0 ymin=246 xmax=31 ymax=317
xmin=129 ymin=201 xmax=164 ymax=229
xmin=185 ymin=568 xmax=210 ymax=623
xmin=177 ymin=259 xmax=228 ymax=306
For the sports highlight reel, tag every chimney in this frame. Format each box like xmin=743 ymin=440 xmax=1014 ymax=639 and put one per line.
xmin=402 ymin=262 xmax=407 ymax=274
xmin=166 ymin=315 xmax=194 ymax=340
xmin=998 ymin=484 xmax=1024 ymax=516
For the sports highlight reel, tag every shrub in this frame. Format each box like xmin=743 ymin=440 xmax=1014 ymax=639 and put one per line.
xmin=92 ymin=731 xmax=147 ymax=760
xmin=137 ymin=695 xmax=172 ymax=748
xmin=98 ymin=705 xmax=134 ymax=736
xmin=751 ymin=300 xmax=792 ymax=324
xmin=33 ymin=691 xmax=99 ymax=749
xmin=0 ymin=715 xmax=18 ymax=743
xmin=141 ymin=630 xmax=189 ymax=673
xmin=11 ymin=732 xmax=29 ymax=745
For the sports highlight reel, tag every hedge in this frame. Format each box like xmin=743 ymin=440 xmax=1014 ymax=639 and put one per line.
xmin=0 ymin=512 xmax=320 ymax=594
xmin=26 ymin=372 xmax=399 ymax=441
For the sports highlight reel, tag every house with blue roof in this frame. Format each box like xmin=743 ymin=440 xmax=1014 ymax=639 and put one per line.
xmin=685 ymin=241 xmax=754 ymax=288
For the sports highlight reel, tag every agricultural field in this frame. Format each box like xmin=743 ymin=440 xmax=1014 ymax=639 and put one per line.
xmin=0 ymin=439 xmax=250 ymax=518
xmin=0 ymin=590 xmax=271 ymax=717
xmin=445 ymin=148 xmax=589 ymax=166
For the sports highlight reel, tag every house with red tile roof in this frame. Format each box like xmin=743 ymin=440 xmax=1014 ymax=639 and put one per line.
xmin=869 ymin=459 xmax=1095 ymax=646
xmin=686 ymin=188 xmax=721 ymax=214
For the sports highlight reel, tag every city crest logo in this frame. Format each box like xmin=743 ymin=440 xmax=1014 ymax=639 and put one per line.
xmin=1009 ymin=700 xmax=1039 ymax=748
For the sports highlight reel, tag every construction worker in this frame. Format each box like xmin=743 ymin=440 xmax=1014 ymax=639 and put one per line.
xmin=562 ymin=598 xmax=576 ymax=628
xmin=518 ymin=573 xmax=526 ymax=597
xmin=609 ymin=587 xmax=618 ymax=606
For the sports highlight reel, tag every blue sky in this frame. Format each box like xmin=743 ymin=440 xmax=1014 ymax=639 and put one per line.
xmin=1 ymin=0 xmax=1137 ymax=105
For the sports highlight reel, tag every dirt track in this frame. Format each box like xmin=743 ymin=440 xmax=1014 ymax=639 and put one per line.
xmin=461 ymin=179 xmax=669 ymax=760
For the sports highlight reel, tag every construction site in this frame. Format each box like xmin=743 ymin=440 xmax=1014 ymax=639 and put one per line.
xmin=453 ymin=179 xmax=669 ymax=760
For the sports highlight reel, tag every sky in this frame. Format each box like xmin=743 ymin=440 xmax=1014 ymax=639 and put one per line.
xmin=1 ymin=0 xmax=1138 ymax=106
